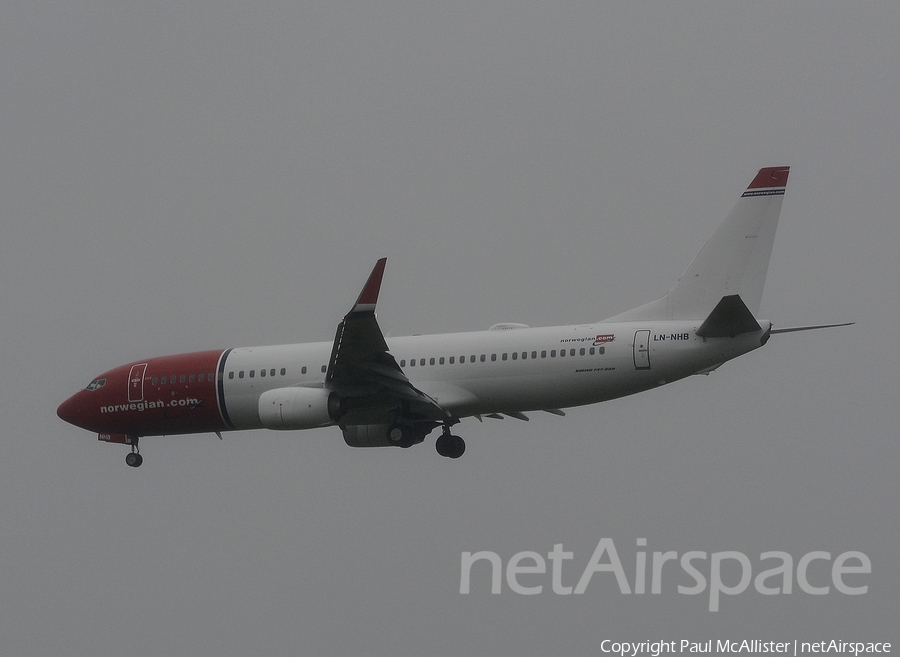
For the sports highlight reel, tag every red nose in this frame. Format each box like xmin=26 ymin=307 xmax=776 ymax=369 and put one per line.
xmin=57 ymin=393 xmax=87 ymax=430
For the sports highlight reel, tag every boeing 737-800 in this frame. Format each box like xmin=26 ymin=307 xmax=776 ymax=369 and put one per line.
xmin=57 ymin=166 xmax=850 ymax=467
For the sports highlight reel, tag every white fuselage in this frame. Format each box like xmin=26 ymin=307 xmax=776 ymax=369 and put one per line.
xmin=220 ymin=320 xmax=770 ymax=430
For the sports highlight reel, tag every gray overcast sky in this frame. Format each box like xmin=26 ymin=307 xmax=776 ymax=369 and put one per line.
xmin=1 ymin=3 xmax=897 ymax=655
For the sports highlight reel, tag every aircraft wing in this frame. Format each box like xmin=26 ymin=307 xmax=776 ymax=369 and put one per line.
xmin=324 ymin=259 xmax=449 ymax=422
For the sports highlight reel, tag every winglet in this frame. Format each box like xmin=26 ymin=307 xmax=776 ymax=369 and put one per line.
xmin=350 ymin=258 xmax=387 ymax=314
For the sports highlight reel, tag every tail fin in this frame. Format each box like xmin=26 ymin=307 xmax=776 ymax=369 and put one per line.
xmin=605 ymin=166 xmax=790 ymax=322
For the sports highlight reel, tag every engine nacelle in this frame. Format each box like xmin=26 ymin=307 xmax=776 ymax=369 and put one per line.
xmin=258 ymin=387 xmax=338 ymax=430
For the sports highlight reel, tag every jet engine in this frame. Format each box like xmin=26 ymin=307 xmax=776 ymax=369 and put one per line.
xmin=258 ymin=387 xmax=339 ymax=430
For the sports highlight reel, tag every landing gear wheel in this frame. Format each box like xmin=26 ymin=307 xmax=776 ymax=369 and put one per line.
xmin=436 ymin=433 xmax=465 ymax=459
xmin=125 ymin=437 xmax=143 ymax=467
xmin=386 ymin=423 xmax=416 ymax=448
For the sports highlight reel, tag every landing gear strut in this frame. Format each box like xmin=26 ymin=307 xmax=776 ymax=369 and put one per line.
xmin=125 ymin=437 xmax=143 ymax=468
xmin=435 ymin=425 xmax=465 ymax=459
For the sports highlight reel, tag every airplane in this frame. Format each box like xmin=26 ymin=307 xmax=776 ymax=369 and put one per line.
xmin=58 ymin=166 xmax=852 ymax=467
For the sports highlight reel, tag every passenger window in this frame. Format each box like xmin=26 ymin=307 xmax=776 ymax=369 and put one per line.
xmin=189 ymin=374 xmax=195 ymax=382
xmin=589 ymin=347 xmax=595 ymax=355
xmin=410 ymin=359 xmax=415 ymax=367
xmin=301 ymin=366 xmax=307 ymax=374
xmin=491 ymin=354 xmax=497 ymax=361
xmin=541 ymin=350 xmax=547 ymax=358
xmin=522 ymin=352 xmax=527 ymax=360
xmin=599 ymin=346 xmax=605 ymax=355
xmin=180 ymin=375 xmax=186 ymax=383
xmin=502 ymin=353 xmax=507 ymax=361
xmin=228 ymin=372 xmax=234 ymax=380
xmin=531 ymin=351 xmax=537 ymax=359
xmin=198 ymin=373 xmax=205 ymax=382
xmin=460 ymin=355 xmax=465 ymax=363
xmin=400 ymin=360 xmax=406 ymax=367
xmin=239 ymin=371 xmax=244 ymax=379
xmin=321 ymin=365 xmax=326 ymax=373
xmin=580 ymin=348 xmax=585 ymax=356
xmin=560 ymin=350 xmax=565 ymax=357
xmin=551 ymin=350 xmax=557 ymax=357
xmin=570 ymin=349 xmax=576 ymax=356
xmin=512 ymin=352 xmax=517 ymax=360
xmin=249 ymin=370 xmax=255 ymax=378
xmin=281 ymin=368 xmax=286 ymax=375
xmin=270 ymin=369 xmax=275 ymax=377
xmin=419 ymin=359 xmax=425 ymax=366
xmin=449 ymin=356 xmax=454 ymax=364
xmin=470 ymin=355 xmax=475 ymax=363
xmin=152 ymin=377 xmax=159 ymax=385
xmin=439 ymin=357 xmax=445 ymax=365
xmin=430 ymin=358 xmax=435 ymax=366
xmin=480 ymin=355 xmax=485 ymax=362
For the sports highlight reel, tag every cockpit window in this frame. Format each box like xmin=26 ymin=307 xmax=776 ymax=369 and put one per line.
xmin=85 ymin=378 xmax=106 ymax=391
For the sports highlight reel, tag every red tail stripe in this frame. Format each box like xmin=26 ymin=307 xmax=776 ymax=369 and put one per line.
xmin=746 ymin=166 xmax=790 ymax=190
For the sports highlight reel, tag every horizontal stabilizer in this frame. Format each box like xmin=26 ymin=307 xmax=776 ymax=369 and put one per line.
xmin=770 ymin=322 xmax=854 ymax=335
xmin=696 ymin=295 xmax=762 ymax=338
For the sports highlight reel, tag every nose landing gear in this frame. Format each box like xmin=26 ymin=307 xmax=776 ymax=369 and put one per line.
xmin=125 ymin=437 xmax=143 ymax=468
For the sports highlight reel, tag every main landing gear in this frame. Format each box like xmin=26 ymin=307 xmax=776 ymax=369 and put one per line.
xmin=386 ymin=423 xmax=418 ymax=449
xmin=386 ymin=420 xmax=466 ymax=458
xmin=125 ymin=437 xmax=143 ymax=468
xmin=435 ymin=425 xmax=465 ymax=459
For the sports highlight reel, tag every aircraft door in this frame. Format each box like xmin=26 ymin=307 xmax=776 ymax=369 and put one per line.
xmin=128 ymin=363 xmax=147 ymax=402
xmin=633 ymin=330 xmax=651 ymax=370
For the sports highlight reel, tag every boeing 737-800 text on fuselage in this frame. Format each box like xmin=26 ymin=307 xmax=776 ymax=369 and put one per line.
xmin=58 ymin=167 xmax=850 ymax=467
